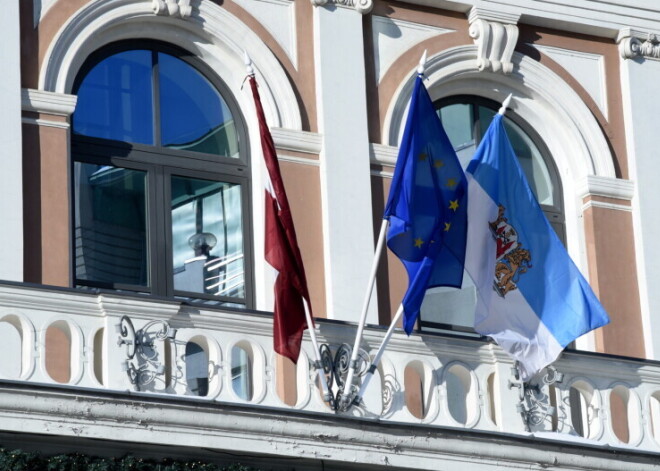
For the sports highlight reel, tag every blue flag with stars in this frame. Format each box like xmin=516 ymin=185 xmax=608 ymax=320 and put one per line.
xmin=384 ymin=75 xmax=468 ymax=334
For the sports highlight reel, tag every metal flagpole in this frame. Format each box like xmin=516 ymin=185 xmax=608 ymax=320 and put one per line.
xmin=302 ymin=298 xmax=334 ymax=406
xmin=353 ymin=304 xmax=404 ymax=405
xmin=244 ymin=51 xmax=333 ymax=406
xmin=338 ymin=218 xmax=389 ymax=408
xmin=346 ymin=51 xmax=429 ymax=408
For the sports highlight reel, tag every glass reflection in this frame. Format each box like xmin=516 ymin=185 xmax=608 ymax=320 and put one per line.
xmin=171 ymin=176 xmax=245 ymax=298
xmin=73 ymin=50 xmax=154 ymax=145
xmin=438 ymin=101 xmax=554 ymax=206
xmin=159 ymin=53 xmax=239 ymax=157
xmin=74 ymin=163 xmax=148 ymax=286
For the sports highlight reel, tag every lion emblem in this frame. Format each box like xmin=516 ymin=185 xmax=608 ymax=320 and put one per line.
xmin=489 ymin=204 xmax=532 ymax=297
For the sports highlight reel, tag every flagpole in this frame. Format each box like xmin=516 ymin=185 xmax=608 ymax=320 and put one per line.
xmin=244 ymin=51 xmax=333 ymax=406
xmin=346 ymin=50 xmax=429 ymax=408
xmin=499 ymin=93 xmax=513 ymax=115
xmin=353 ymin=304 xmax=404 ymax=405
xmin=339 ymin=217 xmax=389 ymax=408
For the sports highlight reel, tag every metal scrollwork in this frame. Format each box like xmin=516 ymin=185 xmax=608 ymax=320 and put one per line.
xmin=508 ymin=362 xmax=564 ymax=431
xmin=317 ymin=343 xmax=371 ymax=411
xmin=116 ymin=315 xmax=178 ymax=391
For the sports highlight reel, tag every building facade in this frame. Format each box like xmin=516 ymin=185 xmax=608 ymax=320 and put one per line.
xmin=1 ymin=0 xmax=660 ymax=469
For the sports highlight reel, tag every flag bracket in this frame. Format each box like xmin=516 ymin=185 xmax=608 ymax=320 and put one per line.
xmin=508 ymin=362 xmax=564 ymax=432
xmin=316 ymin=342 xmax=371 ymax=411
xmin=116 ymin=315 xmax=178 ymax=391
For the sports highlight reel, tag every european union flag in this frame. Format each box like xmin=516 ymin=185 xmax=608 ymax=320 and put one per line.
xmin=465 ymin=111 xmax=610 ymax=380
xmin=384 ymin=76 xmax=468 ymax=334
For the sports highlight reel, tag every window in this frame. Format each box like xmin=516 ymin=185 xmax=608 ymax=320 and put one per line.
xmin=71 ymin=41 xmax=253 ymax=307
xmin=417 ymin=95 xmax=564 ymax=333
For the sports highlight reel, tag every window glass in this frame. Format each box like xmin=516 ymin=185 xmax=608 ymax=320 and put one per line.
xmin=159 ymin=53 xmax=239 ymax=157
xmin=171 ymin=176 xmax=245 ymax=299
xmin=475 ymin=106 xmax=554 ymax=205
xmin=438 ymin=103 xmax=475 ymax=167
xmin=74 ymin=163 xmax=148 ymax=287
xmin=73 ymin=50 xmax=154 ymax=145
xmin=72 ymin=42 xmax=251 ymax=306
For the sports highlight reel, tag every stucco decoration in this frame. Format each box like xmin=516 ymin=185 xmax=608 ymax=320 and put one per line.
xmin=618 ymin=28 xmax=660 ymax=60
xmin=152 ymin=0 xmax=192 ymax=18
xmin=468 ymin=7 xmax=520 ymax=75
xmin=310 ymin=0 xmax=373 ymax=15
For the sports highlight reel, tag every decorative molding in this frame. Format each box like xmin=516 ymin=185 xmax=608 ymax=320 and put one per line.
xmin=21 ymin=89 xmax=77 ymax=117
xmin=277 ymin=154 xmax=320 ymax=167
xmin=369 ymin=143 xmax=398 ymax=167
xmin=618 ymin=28 xmax=660 ymax=60
xmin=270 ymin=127 xmax=322 ymax=154
xmin=310 ymin=0 xmax=373 ymax=15
xmin=468 ymin=7 xmax=520 ymax=74
xmin=152 ymin=0 xmax=192 ymax=18
xmin=21 ymin=117 xmax=70 ymax=130
xmin=578 ymin=175 xmax=635 ymax=201
xmin=582 ymin=200 xmax=632 ymax=213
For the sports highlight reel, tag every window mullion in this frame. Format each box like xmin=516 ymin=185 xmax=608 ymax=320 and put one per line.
xmin=153 ymin=50 xmax=162 ymax=147
xmin=149 ymin=165 xmax=168 ymax=295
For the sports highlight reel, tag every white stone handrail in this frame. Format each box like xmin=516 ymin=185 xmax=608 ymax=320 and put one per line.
xmin=0 ymin=284 xmax=659 ymax=453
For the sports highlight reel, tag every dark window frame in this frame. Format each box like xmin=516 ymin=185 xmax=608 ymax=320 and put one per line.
xmin=71 ymin=40 xmax=255 ymax=308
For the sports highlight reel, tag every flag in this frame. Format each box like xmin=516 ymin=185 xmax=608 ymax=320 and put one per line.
xmin=465 ymin=112 xmax=610 ymax=381
xmin=384 ymin=76 xmax=468 ymax=334
xmin=248 ymin=76 xmax=312 ymax=363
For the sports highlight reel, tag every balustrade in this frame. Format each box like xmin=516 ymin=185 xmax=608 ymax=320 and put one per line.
xmin=0 ymin=284 xmax=659 ymax=452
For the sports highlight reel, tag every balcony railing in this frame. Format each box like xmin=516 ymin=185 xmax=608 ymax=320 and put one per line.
xmin=0 ymin=283 xmax=659 ymax=454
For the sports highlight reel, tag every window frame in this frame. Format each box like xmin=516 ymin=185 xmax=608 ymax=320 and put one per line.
xmin=71 ymin=40 xmax=255 ymax=308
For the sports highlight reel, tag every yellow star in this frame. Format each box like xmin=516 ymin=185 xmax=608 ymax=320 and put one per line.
xmin=444 ymin=222 xmax=451 ymax=232
xmin=446 ymin=178 xmax=457 ymax=188
xmin=434 ymin=160 xmax=445 ymax=168
xmin=449 ymin=200 xmax=459 ymax=211
xmin=418 ymin=153 xmax=427 ymax=161
xmin=414 ymin=238 xmax=424 ymax=248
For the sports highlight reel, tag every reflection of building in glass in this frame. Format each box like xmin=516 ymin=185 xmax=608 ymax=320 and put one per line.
xmin=165 ymin=119 xmax=239 ymax=158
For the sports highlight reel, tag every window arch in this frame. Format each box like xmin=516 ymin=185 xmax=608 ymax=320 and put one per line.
xmin=418 ymin=95 xmax=564 ymax=334
xmin=72 ymin=41 xmax=253 ymax=307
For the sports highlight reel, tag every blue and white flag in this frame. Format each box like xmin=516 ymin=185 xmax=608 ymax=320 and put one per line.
xmin=466 ymin=112 xmax=610 ymax=381
xmin=385 ymin=76 xmax=468 ymax=334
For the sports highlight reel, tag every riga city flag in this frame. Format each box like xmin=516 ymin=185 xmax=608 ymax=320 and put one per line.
xmin=248 ymin=75 xmax=312 ymax=364
xmin=384 ymin=75 xmax=468 ymax=334
xmin=465 ymin=109 xmax=610 ymax=381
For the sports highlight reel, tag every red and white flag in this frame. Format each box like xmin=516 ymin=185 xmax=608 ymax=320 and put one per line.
xmin=248 ymin=76 xmax=313 ymax=364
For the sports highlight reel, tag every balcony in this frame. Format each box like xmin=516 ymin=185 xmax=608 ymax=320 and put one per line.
xmin=0 ymin=282 xmax=659 ymax=470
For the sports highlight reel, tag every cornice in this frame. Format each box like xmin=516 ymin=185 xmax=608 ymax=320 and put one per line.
xmin=270 ymin=128 xmax=322 ymax=155
xmin=369 ymin=143 xmax=398 ymax=167
xmin=21 ymin=89 xmax=77 ymax=116
xmin=578 ymin=175 xmax=635 ymax=201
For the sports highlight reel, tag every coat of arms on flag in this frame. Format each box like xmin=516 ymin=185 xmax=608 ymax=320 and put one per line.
xmin=489 ymin=204 xmax=532 ymax=298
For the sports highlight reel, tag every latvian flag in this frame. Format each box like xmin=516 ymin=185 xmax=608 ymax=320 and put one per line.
xmin=248 ymin=76 xmax=312 ymax=364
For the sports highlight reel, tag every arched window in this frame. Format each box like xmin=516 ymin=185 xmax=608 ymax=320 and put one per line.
xmin=418 ymin=95 xmax=564 ymax=333
xmin=71 ymin=41 xmax=252 ymax=307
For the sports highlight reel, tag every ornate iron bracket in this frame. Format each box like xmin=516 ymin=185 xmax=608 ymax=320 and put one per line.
xmin=508 ymin=362 xmax=564 ymax=431
xmin=317 ymin=343 xmax=370 ymax=411
xmin=116 ymin=315 xmax=178 ymax=391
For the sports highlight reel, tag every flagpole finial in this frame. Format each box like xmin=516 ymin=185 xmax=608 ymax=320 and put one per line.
xmin=244 ymin=51 xmax=255 ymax=77
xmin=498 ymin=93 xmax=513 ymax=115
xmin=417 ymin=50 xmax=428 ymax=75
